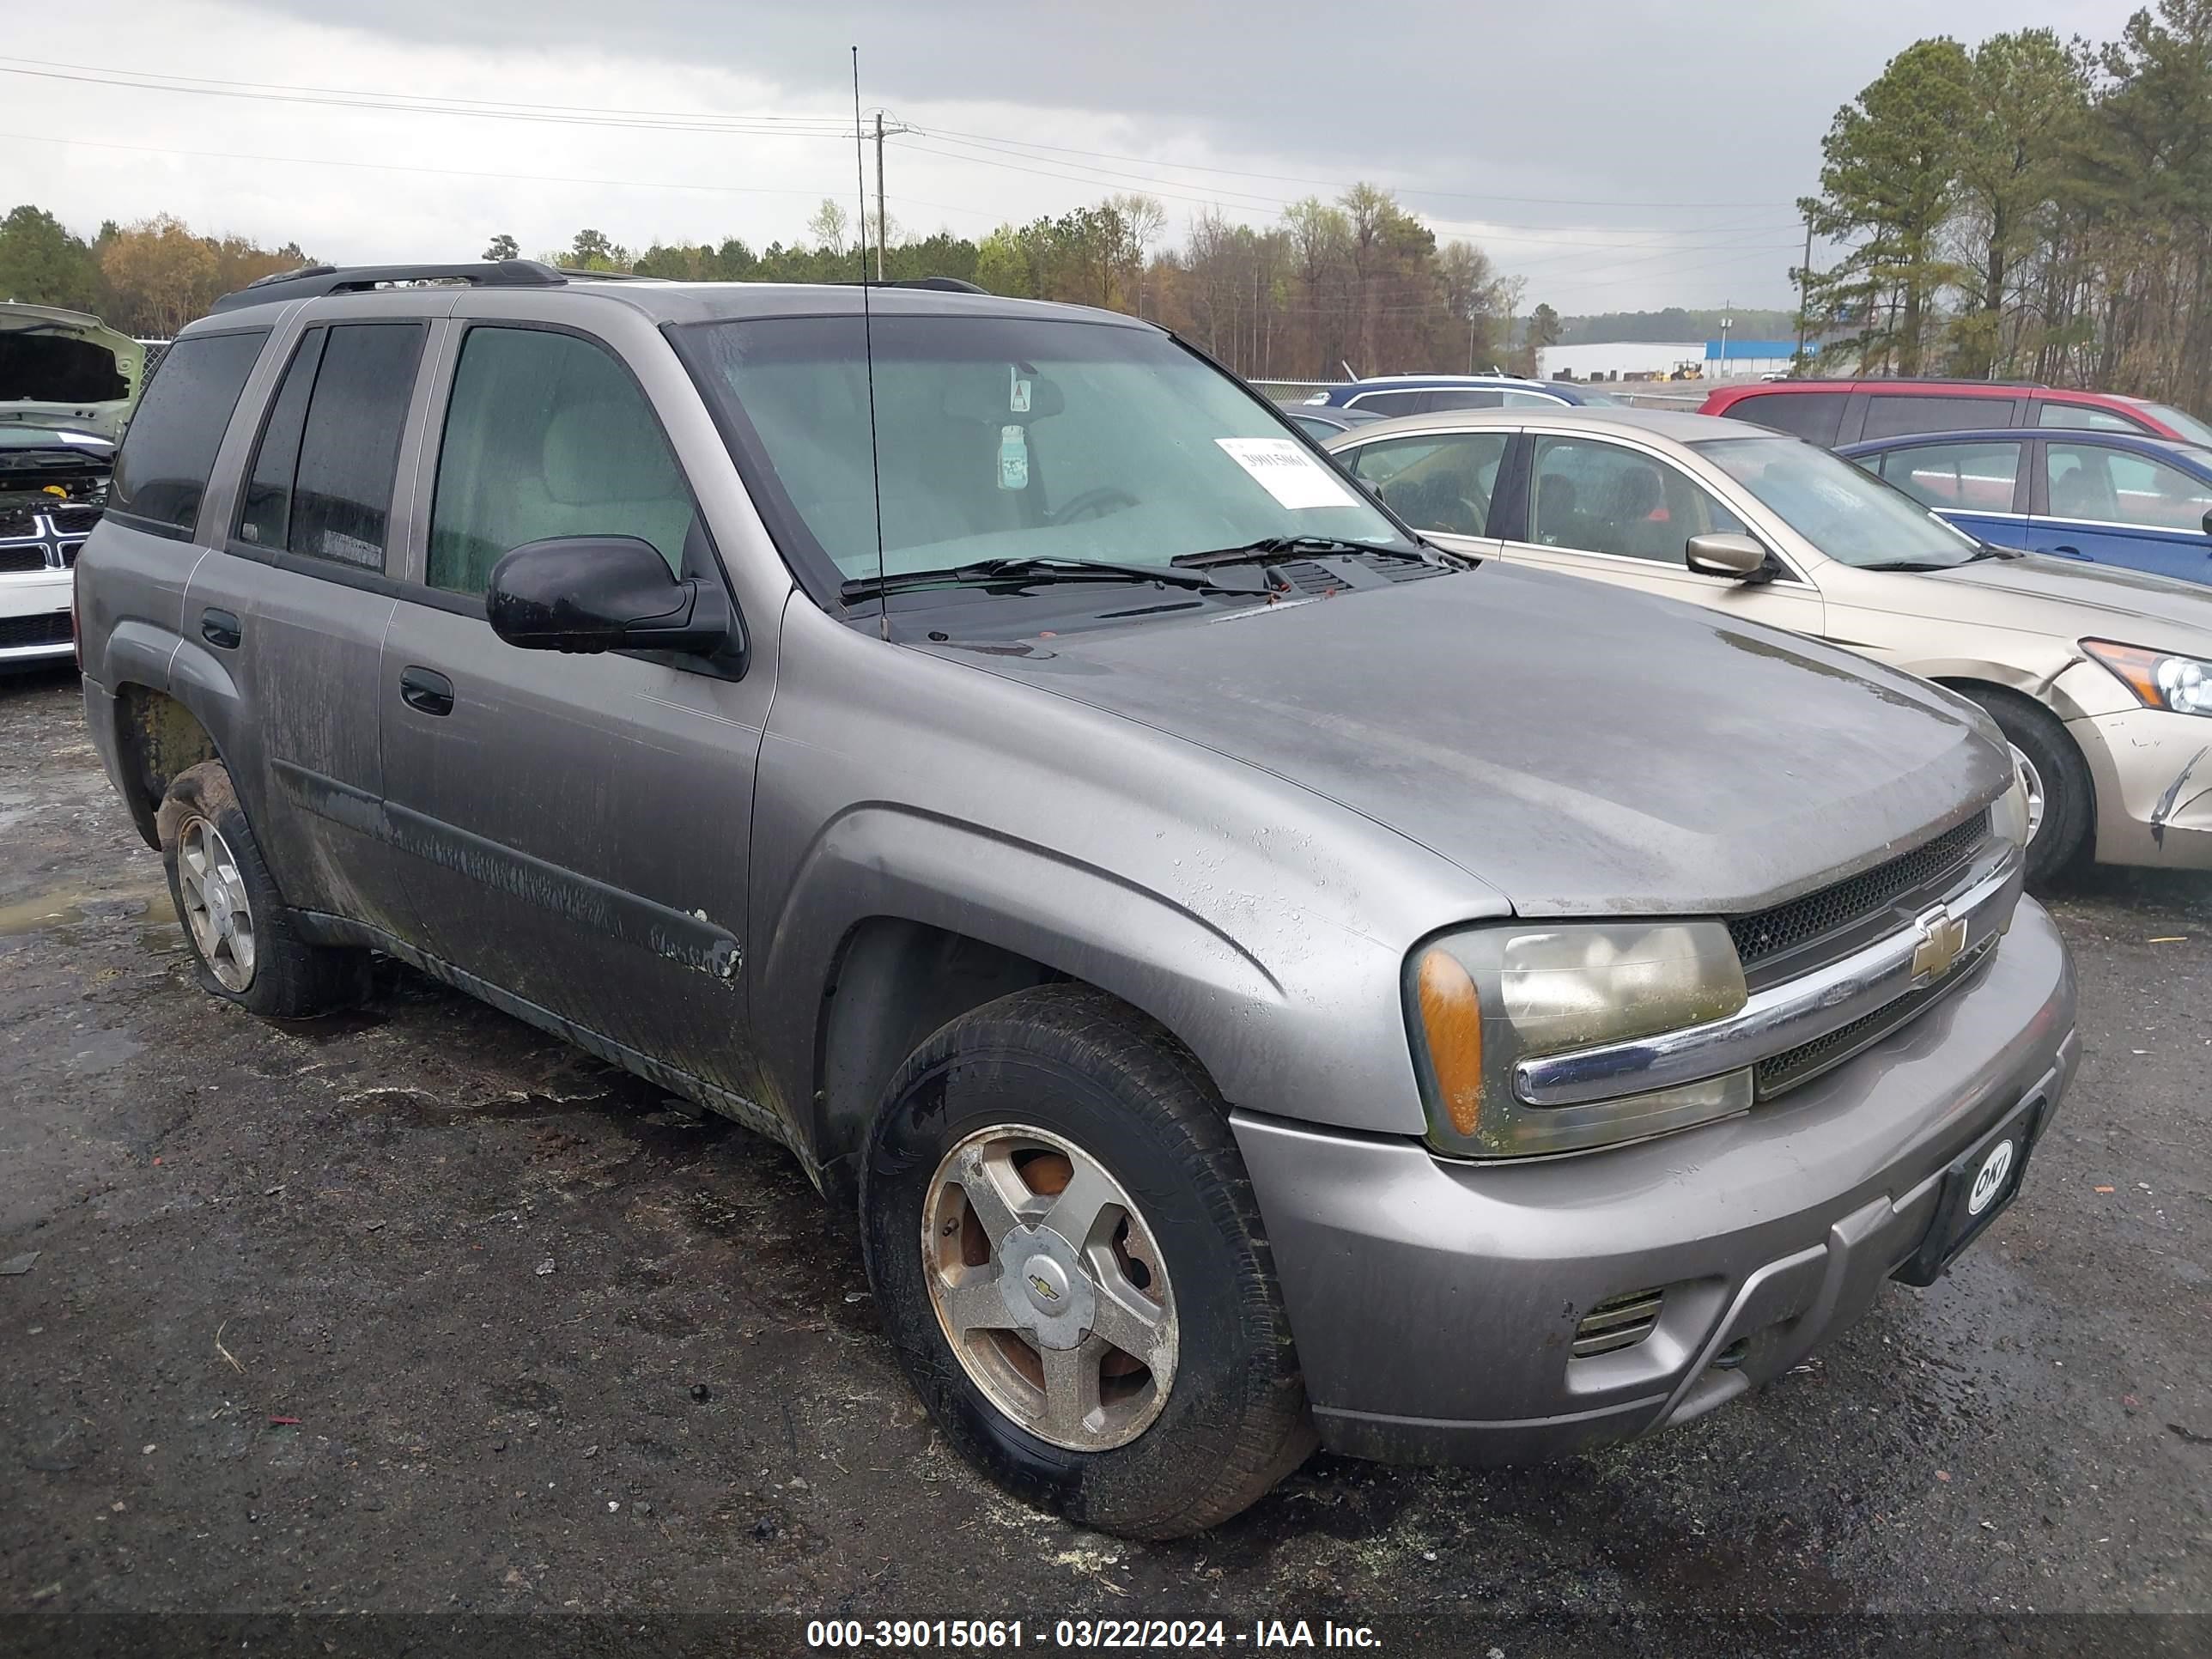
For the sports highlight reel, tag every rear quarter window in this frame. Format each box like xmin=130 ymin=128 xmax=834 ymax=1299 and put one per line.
xmin=107 ymin=330 xmax=268 ymax=540
xmin=1726 ymin=390 xmax=1847 ymax=447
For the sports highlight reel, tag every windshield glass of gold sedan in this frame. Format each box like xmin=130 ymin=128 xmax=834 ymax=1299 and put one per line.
xmin=681 ymin=313 xmax=1414 ymax=593
xmin=1696 ymin=434 xmax=1983 ymax=568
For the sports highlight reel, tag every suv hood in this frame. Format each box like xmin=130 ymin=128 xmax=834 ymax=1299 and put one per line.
xmin=927 ymin=562 xmax=2008 ymax=917
xmin=1927 ymin=554 xmax=2212 ymax=654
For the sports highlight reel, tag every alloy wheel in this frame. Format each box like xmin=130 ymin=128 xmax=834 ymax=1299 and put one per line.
xmin=177 ymin=816 xmax=257 ymax=992
xmin=921 ymin=1123 xmax=1176 ymax=1452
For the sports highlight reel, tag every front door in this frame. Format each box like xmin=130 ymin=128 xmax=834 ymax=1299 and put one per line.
xmin=2029 ymin=440 xmax=2212 ymax=586
xmin=1492 ymin=432 xmax=1826 ymax=635
xmin=377 ymin=321 xmax=770 ymax=1103
xmin=1858 ymin=436 xmax=2032 ymax=553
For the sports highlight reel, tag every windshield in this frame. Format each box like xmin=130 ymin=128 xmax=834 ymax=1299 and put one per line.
xmin=2138 ymin=402 xmax=2212 ymax=447
xmin=1694 ymin=434 xmax=1984 ymax=568
xmin=679 ymin=313 xmax=1414 ymax=599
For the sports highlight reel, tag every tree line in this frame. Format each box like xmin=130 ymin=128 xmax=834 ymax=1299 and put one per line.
xmin=1803 ymin=0 xmax=2212 ymax=412
xmin=2 ymin=181 xmax=1523 ymax=379
xmin=0 ymin=207 xmax=307 ymax=337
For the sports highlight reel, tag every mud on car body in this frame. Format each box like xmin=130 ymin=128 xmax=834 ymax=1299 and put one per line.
xmin=73 ymin=261 xmax=2075 ymax=1537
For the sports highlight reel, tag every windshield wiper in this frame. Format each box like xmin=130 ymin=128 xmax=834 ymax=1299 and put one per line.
xmin=1171 ymin=535 xmax=1432 ymax=570
xmin=840 ymin=556 xmax=1265 ymax=604
xmin=1859 ymin=558 xmax=1966 ymax=573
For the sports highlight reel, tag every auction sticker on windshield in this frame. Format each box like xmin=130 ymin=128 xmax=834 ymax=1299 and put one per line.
xmin=1216 ymin=437 xmax=1359 ymax=509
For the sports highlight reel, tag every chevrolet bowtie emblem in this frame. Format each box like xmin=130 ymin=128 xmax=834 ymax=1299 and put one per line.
xmin=1911 ymin=905 xmax=1969 ymax=981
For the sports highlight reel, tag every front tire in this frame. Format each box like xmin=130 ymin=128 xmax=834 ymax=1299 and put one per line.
xmin=1962 ymin=688 xmax=2093 ymax=884
xmin=155 ymin=761 xmax=369 ymax=1018
xmin=860 ymin=985 xmax=1314 ymax=1539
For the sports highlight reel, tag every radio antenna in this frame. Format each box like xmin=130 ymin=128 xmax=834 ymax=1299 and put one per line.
xmin=853 ymin=46 xmax=888 ymax=641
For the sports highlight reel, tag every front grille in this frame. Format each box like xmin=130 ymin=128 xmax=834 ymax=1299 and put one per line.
xmin=48 ymin=506 xmax=100 ymax=536
xmin=1728 ymin=816 xmax=1986 ymax=972
xmin=0 ymin=611 xmax=71 ymax=649
xmin=1571 ymin=1289 xmax=1665 ymax=1358
xmin=0 ymin=544 xmax=46 ymax=574
xmin=59 ymin=543 xmax=82 ymax=567
xmin=1755 ymin=935 xmax=1997 ymax=1097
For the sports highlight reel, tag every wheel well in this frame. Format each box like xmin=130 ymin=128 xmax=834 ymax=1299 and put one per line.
xmin=811 ymin=919 xmax=1060 ymax=1200
xmin=1933 ymin=674 xmax=2097 ymax=816
xmin=112 ymin=684 xmax=222 ymax=849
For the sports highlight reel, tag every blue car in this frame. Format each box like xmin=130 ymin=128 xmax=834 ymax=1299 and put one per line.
xmin=1841 ymin=426 xmax=2212 ymax=586
xmin=1304 ymin=374 xmax=1621 ymax=418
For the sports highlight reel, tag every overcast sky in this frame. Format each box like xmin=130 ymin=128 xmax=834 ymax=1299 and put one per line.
xmin=8 ymin=0 xmax=2138 ymax=314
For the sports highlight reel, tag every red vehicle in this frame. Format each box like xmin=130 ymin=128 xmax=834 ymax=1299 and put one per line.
xmin=1698 ymin=378 xmax=2212 ymax=449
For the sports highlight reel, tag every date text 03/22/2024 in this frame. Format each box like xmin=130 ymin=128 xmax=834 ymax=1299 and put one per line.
xmin=805 ymin=1619 xmax=1385 ymax=1650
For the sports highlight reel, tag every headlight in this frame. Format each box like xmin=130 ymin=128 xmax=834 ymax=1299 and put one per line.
xmin=1990 ymin=750 xmax=2033 ymax=848
xmin=1407 ymin=921 xmax=1750 ymax=1158
xmin=2082 ymin=639 xmax=2212 ymax=717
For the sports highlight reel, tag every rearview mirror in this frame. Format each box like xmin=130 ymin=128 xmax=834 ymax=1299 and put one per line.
xmin=1685 ymin=532 xmax=1772 ymax=581
xmin=485 ymin=535 xmax=739 ymax=661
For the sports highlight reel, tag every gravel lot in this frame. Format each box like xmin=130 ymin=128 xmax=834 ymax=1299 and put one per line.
xmin=2 ymin=665 xmax=2207 ymax=1656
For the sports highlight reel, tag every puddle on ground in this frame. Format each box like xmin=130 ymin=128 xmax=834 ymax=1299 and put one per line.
xmin=0 ymin=882 xmax=174 ymax=938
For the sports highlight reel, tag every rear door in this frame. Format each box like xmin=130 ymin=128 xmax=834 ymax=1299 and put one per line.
xmin=198 ymin=313 xmax=434 ymax=942
xmin=2028 ymin=439 xmax=2212 ymax=584
xmin=1860 ymin=437 xmax=2030 ymax=550
xmin=1492 ymin=430 xmax=1825 ymax=635
xmin=1856 ymin=391 xmax=2027 ymax=442
xmin=376 ymin=312 xmax=770 ymax=1097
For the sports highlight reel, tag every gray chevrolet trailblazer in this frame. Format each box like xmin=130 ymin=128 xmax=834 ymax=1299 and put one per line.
xmin=72 ymin=263 xmax=2075 ymax=1539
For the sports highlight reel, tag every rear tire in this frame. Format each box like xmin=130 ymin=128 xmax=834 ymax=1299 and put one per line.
xmin=860 ymin=984 xmax=1315 ymax=1540
xmin=1960 ymin=688 xmax=2093 ymax=885
xmin=156 ymin=761 xmax=370 ymax=1018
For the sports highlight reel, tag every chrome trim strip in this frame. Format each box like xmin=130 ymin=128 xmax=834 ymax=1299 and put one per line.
xmin=1515 ymin=848 xmax=2025 ymax=1109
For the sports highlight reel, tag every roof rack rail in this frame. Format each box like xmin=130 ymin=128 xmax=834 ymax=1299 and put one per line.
xmin=874 ymin=276 xmax=987 ymax=294
xmin=206 ymin=259 xmax=631 ymax=314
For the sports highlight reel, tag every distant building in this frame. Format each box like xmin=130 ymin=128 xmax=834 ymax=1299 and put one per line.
xmin=1538 ymin=342 xmax=1705 ymax=381
xmin=1705 ymin=339 xmax=1800 ymax=378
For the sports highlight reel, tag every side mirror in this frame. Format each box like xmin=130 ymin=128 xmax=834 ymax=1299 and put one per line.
xmin=1685 ymin=532 xmax=1773 ymax=582
xmin=2200 ymin=505 xmax=2212 ymax=538
xmin=485 ymin=536 xmax=738 ymax=659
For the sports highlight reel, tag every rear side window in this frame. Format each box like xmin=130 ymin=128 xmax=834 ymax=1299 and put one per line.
xmin=1875 ymin=440 xmax=2022 ymax=512
xmin=238 ymin=324 xmax=425 ymax=570
xmin=107 ymin=330 xmax=267 ymax=539
xmin=1727 ymin=390 xmax=1846 ymax=447
xmin=428 ymin=326 xmax=695 ymax=596
xmin=1860 ymin=393 xmax=2014 ymax=440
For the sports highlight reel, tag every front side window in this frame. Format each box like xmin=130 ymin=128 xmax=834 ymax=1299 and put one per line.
xmin=2038 ymin=401 xmax=2140 ymax=434
xmin=1345 ymin=432 xmax=1509 ymax=537
xmin=1875 ymin=439 xmax=2021 ymax=513
xmin=107 ymin=330 xmax=267 ymax=538
xmin=238 ymin=323 xmax=425 ymax=569
xmin=1697 ymin=434 xmax=1981 ymax=568
xmin=2045 ymin=441 xmax=2212 ymax=531
xmin=1528 ymin=436 xmax=1745 ymax=562
xmin=678 ymin=313 xmax=1412 ymax=593
xmin=428 ymin=327 xmax=696 ymax=597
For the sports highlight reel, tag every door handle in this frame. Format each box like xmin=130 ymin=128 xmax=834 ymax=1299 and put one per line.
xmin=200 ymin=608 xmax=241 ymax=650
xmin=398 ymin=665 xmax=454 ymax=717
xmin=2049 ymin=544 xmax=2084 ymax=558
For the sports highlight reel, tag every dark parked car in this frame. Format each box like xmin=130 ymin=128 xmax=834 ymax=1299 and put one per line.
xmin=75 ymin=261 xmax=2070 ymax=1538
xmin=1841 ymin=428 xmax=2212 ymax=587
xmin=1701 ymin=377 xmax=2212 ymax=448
xmin=1282 ymin=404 xmax=1387 ymax=441
xmin=1305 ymin=374 xmax=1620 ymax=417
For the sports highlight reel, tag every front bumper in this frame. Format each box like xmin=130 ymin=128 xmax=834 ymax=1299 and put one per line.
xmin=1234 ymin=896 xmax=2077 ymax=1467
xmin=0 ymin=568 xmax=73 ymax=664
xmin=2072 ymin=707 xmax=2212 ymax=870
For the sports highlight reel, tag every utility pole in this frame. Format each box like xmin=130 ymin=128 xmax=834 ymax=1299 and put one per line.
xmin=1796 ymin=216 xmax=1813 ymax=370
xmin=1718 ymin=301 xmax=1732 ymax=380
xmin=867 ymin=110 xmax=915 ymax=283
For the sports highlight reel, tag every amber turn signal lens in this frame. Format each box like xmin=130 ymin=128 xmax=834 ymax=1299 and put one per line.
xmin=2081 ymin=639 xmax=2166 ymax=708
xmin=1416 ymin=948 xmax=1485 ymax=1137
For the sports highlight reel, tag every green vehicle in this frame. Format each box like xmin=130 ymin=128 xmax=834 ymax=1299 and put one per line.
xmin=0 ymin=301 xmax=148 ymax=443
